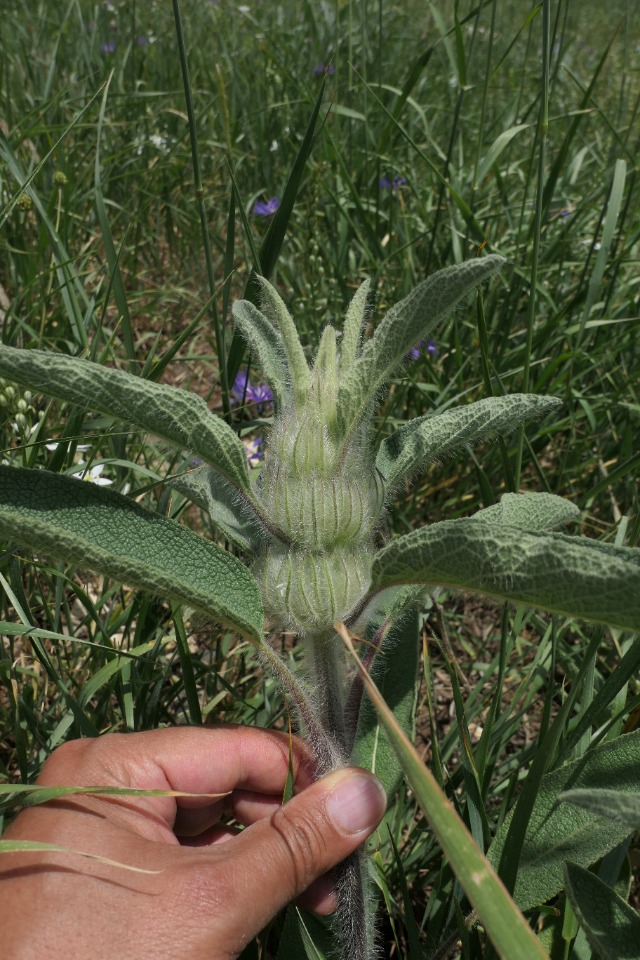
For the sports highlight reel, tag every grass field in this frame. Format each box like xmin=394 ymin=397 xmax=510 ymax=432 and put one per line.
xmin=1 ymin=1 xmax=639 ymax=957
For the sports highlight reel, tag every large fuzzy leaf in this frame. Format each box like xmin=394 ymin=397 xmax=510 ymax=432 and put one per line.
xmin=0 ymin=467 xmax=263 ymax=642
xmin=370 ymin=519 xmax=640 ymax=631
xmin=337 ymin=256 xmax=505 ymax=442
xmin=231 ymin=299 xmax=291 ymax=409
xmin=0 ymin=346 xmax=251 ymax=492
xmin=564 ymin=861 xmax=640 ymax=960
xmin=340 ymin=278 xmax=371 ymax=370
xmin=560 ymin=788 xmax=640 ymax=830
xmin=472 ymin=492 xmax=579 ymax=531
xmin=255 ymin=276 xmax=310 ymax=405
xmin=488 ymin=732 xmax=640 ymax=911
xmin=376 ymin=394 xmax=561 ymax=489
xmin=169 ymin=464 xmax=267 ymax=555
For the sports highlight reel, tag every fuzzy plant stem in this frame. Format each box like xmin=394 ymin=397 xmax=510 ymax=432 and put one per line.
xmin=306 ymin=630 xmax=377 ymax=960
xmin=305 ymin=631 xmax=349 ymax=764
xmin=258 ymin=639 xmax=343 ymax=773
xmin=261 ymin=631 xmax=376 ymax=958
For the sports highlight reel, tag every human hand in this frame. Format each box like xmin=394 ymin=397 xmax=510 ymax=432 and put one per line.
xmin=0 ymin=726 xmax=386 ymax=960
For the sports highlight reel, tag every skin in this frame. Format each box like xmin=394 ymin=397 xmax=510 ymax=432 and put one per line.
xmin=0 ymin=725 xmax=387 ymax=960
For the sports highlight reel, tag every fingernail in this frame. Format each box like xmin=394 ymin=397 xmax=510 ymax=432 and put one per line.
xmin=326 ymin=772 xmax=387 ymax=837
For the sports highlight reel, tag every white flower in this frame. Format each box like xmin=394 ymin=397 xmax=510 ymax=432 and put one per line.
xmin=76 ymin=461 xmax=113 ymax=486
xmin=149 ymin=133 xmax=169 ymax=153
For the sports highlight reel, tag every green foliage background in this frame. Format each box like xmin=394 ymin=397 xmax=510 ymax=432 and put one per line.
xmin=0 ymin=1 xmax=638 ymax=957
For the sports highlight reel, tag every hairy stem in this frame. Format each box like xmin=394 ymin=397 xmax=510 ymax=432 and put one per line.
xmin=305 ymin=630 xmax=349 ymax=762
xmin=305 ymin=629 xmax=377 ymax=960
xmin=258 ymin=639 xmax=343 ymax=772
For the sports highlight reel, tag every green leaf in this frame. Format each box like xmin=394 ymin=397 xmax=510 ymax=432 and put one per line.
xmin=169 ymin=463 xmax=267 ymax=555
xmin=376 ymin=394 xmax=561 ymax=490
xmin=0 ymin=782 xmax=226 ymax=807
xmin=351 ymin=608 xmax=421 ymax=800
xmin=255 ymin=275 xmax=311 ymax=406
xmin=560 ymin=789 xmax=640 ymax=831
xmin=257 ymin=78 xmax=327 ymax=282
xmin=578 ymin=158 xmax=627 ymax=342
xmin=340 ymin=278 xmax=371 ymax=370
xmin=95 ymin=76 xmax=135 ymax=362
xmin=475 ymin=123 xmax=531 ymax=186
xmin=275 ymin=908 xmax=332 ymax=960
xmin=337 ymin=256 xmax=505 ymax=442
xmin=0 ymin=119 xmax=92 ymax=346
xmin=371 ymin=519 xmax=640 ymax=632
xmin=226 ymin=77 xmax=328 ymax=387
xmin=488 ymin=731 xmax=640 ymax=911
xmin=0 ymin=839 xmax=160 ymax=873
xmin=0 ymin=346 xmax=251 ymax=493
xmin=564 ymin=861 xmax=640 ymax=960
xmin=473 ymin=492 xmax=579 ymax=531
xmin=337 ymin=625 xmax=549 ymax=960
xmin=0 ymin=467 xmax=263 ymax=642
xmin=231 ymin=299 xmax=291 ymax=409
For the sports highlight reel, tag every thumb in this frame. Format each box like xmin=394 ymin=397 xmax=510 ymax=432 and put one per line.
xmin=222 ymin=767 xmax=386 ymax=937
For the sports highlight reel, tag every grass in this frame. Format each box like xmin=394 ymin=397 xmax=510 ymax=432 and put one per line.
xmin=1 ymin=0 xmax=639 ymax=957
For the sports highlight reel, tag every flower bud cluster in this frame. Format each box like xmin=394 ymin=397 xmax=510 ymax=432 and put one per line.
xmin=253 ymin=334 xmax=385 ymax=635
xmin=0 ymin=379 xmax=43 ymax=442
xmin=260 ymin=412 xmax=384 ymax=549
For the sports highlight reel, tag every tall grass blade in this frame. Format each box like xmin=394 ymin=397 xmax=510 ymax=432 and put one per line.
xmin=337 ymin=623 xmax=549 ymax=960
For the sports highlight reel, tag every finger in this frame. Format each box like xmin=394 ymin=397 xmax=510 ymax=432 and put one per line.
xmin=180 ymin=825 xmax=240 ymax=847
xmin=174 ymin=787 xmax=285 ymax=837
xmin=211 ymin=767 xmax=386 ymax=941
xmin=297 ymin=870 xmax=339 ymax=915
xmin=180 ymin=821 xmax=340 ymax=914
xmin=35 ymin=726 xmax=315 ymax=833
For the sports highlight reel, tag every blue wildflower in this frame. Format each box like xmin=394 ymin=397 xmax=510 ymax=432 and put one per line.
xmin=101 ymin=41 xmax=116 ymax=54
xmin=253 ymin=197 xmax=280 ymax=217
xmin=243 ymin=435 xmax=264 ymax=468
xmin=405 ymin=339 xmax=438 ymax=364
xmin=314 ymin=64 xmax=336 ymax=76
xmin=379 ymin=175 xmax=407 ymax=190
xmin=231 ymin=369 xmax=274 ymax=411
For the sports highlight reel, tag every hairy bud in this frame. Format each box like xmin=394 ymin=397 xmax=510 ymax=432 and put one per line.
xmin=255 ymin=544 xmax=371 ymax=634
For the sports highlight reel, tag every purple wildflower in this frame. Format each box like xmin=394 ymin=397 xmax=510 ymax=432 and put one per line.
xmin=243 ymin=435 xmax=264 ymax=468
xmin=404 ymin=339 xmax=438 ymax=364
xmin=253 ymin=197 xmax=280 ymax=217
xmin=247 ymin=383 xmax=274 ymax=407
xmin=231 ymin=369 xmax=250 ymax=404
xmin=136 ymin=35 xmax=149 ymax=46
xmin=314 ymin=63 xmax=336 ymax=76
xmin=101 ymin=40 xmax=116 ymax=54
xmin=379 ymin=175 xmax=407 ymax=190
xmin=231 ymin=369 xmax=273 ymax=411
